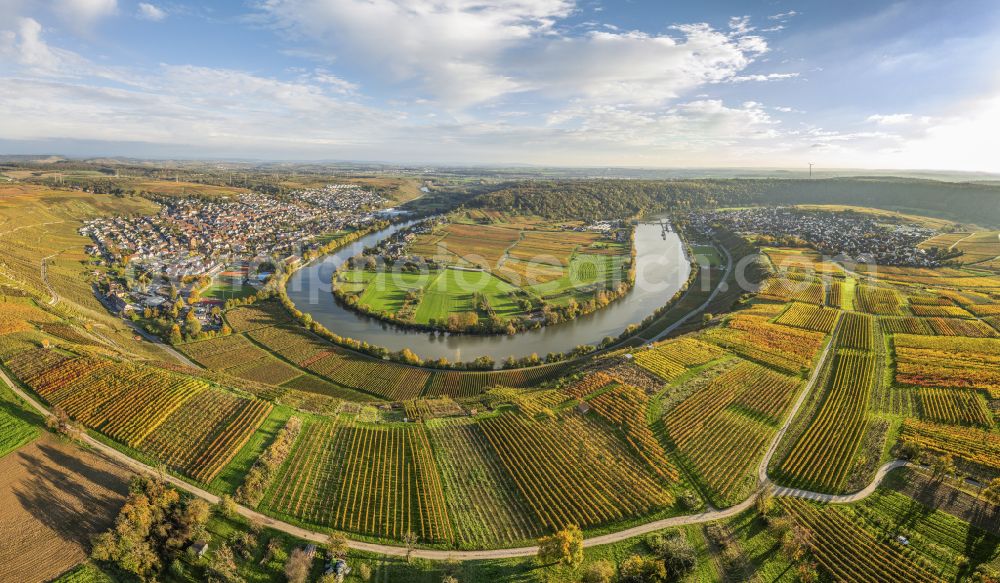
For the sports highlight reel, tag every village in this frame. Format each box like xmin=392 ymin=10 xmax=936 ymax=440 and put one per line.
xmin=80 ymin=185 xmax=389 ymax=336
xmin=693 ymin=207 xmax=942 ymax=266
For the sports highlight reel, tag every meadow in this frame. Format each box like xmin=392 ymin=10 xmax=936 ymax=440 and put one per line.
xmin=337 ymin=216 xmax=632 ymax=331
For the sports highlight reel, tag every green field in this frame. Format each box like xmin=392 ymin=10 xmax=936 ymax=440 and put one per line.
xmin=0 ymin=384 xmax=42 ymax=458
xmin=202 ymin=276 xmax=258 ymax=301
xmin=692 ymin=244 xmax=723 ymax=268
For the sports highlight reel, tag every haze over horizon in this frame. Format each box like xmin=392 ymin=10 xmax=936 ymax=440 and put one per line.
xmin=1 ymin=0 xmax=999 ymax=172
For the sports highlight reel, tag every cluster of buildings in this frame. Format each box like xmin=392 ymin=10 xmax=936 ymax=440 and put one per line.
xmin=693 ymin=207 xmax=941 ymax=266
xmin=82 ymin=186 xmax=390 ymax=326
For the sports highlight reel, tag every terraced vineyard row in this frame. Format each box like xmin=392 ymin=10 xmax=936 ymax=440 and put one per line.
xmin=910 ymin=304 xmax=973 ymax=318
xmin=663 ymin=360 xmax=799 ymax=504
xmin=265 ymin=420 xmax=453 ymax=542
xmin=23 ymin=357 xmax=205 ymax=446
xmin=588 ymin=384 xmax=679 ymax=481
xmin=142 ymin=389 xmax=273 ymax=482
xmin=778 ymin=350 xmax=877 ymax=492
xmin=426 ymin=418 xmax=540 ymax=546
xmin=893 ymin=334 xmax=1000 ymax=397
xmin=478 ymin=413 xmax=672 ymax=530
xmin=855 ymin=285 xmax=902 ymax=315
xmin=879 ymin=316 xmax=931 ymax=335
xmin=926 ymin=317 xmax=998 ymax=338
xmin=6 ymin=351 xmax=273 ymax=482
xmin=425 ymin=364 xmax=567 ymax=398
xmin=632 ymin=337 xmax=728 ymax=382
xmin=780 ymin=498 xmax=939 ymax=583
xmin=704 ymin=314 xmax=824 ymax=374
xmin=775 ymin=302 xmax=840 ymax=333
xmin=917 ymin=388 xmax=992 ymax=427
xmin=899 ymin=419 xmax=1000 ymax=475
xmin=838 ymin=312 xmax=873 ymax=350
xmin=758 ymin=277 xmax=825 ymax=304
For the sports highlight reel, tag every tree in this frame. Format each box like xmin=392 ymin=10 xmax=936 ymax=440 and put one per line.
xmin=216 ymin=494 xmax=239 ymax=520
xmin=91 ymin=476 xmax=209 ymax=580
xmin=327 ymin=532 xmax=349 ymax=558
xmin=403 ymin=531 xmax=418 ymax=563
xmin=930 ymin=453 xmax=957 ymax=482
xmin=581 ymin=560 xmax=615 ymax=583
xmin=284 ymin=548 xmax=311 ymax=583
xmin=537 ymin=524 xmax=583 ymax=568
xmin=169 ymin=324 xmax=183 ymax=345
xmin=657 ymin=534 xmax=697 ymax=579
xmin=780 ymin=524 xmax=812 ymax=561
xmin=206 ymin=545 xmax=241 ymax=583
xmin=618 ymin=554 xmax=666 ymax=583
xmin=186 ymin=311 xmax=202 ymax=337
xmin=980 ymin=478 xmax=1000 ymax=506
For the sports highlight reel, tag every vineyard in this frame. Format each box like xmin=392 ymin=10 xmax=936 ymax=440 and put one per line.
xmin=4 ymin=350 xmax=274 ymax=482
xmin=855 ymin=285 xmax=902 ymax=315
xmin=632 ymin=337 xmax=728 ymax=382
xmin=898 ymin=419 xmax=1000 ymax=476
xmin=916 ymin=388 xmax=992 ymax=427
xmin=925 ymin=317 xmax=998 ymax=337
xmin=893 ymin=334 xmax=1000 ymax=397
xmin=426 ymin=418 xmax=540 ymax=546
xmin=758 ymin=276 xmax=825 ymax=304
xmin=775 ymin=302 xmax=840 ymax=333
xmin=141 ymin=389 xmax=273 ymax=482
xmin=664 ymin=360 xmax=800 ymax=504
xmin=879 ymin=316 xmax=932 ymax=335
xmin=264 ymin=420 xmax=454 ymax=542
xmin=17 ymin=356 xmax=205 ymax=446
xmin=477 ymin=413 xmax=672 ymax=530
xmin=910 ymin=304 xmax=973 ymax=318
xmin=778 ymin=350 xmax=877 ymax=492
xmin=562 ymin=370 xmax=617 ymax=399
xmin=424 ymin=364 xmax=567 ymax=398
xmin=837 ymin=312 xmax=873 ymax=350
xmin=780 ymin=498 xmax=939 ymax=583
xmin=704 ymin=314 xmax=825 ymax=374
xmin=587 ymin=383 xmax=679 ymax=481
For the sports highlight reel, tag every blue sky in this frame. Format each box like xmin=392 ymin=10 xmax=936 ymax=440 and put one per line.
xmin=1 ymin=0 xmax=998 ymax=170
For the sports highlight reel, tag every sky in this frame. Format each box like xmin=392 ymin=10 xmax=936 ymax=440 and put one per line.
xmin=0 ymin=0 xmax=999 ymax=171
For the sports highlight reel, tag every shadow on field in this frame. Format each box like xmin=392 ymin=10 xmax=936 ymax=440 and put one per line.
xmin=12 ymin=441 xmax=129 ymax=542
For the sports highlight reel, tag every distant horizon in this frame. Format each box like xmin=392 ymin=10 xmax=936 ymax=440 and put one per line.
xmin=3 ymin=152 xmax=1000 ymax=181
xmin=2 ymin=1 xmax=999 ymax=172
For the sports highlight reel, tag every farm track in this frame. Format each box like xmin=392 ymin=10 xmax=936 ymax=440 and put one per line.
xmin=0 ymin=322 xmax=917 ymax=561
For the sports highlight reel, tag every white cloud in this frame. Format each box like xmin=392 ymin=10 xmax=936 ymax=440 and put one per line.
xmin=260 ymin=0 xmax=573 ymax=107
xmin=52 ymin=0 xmax=117 ymax=28
xmin=866 ymin=113 xmax=932 ymax=126
xmin=768 ymin=11 xmax=798 ymax=21
xmin=0 ymin=17 xmax=88 ymax=74
xmin=258 ymin=1 xmax=775 ymax=109
xmin=136 ymin=2 xmax=166 ymax=21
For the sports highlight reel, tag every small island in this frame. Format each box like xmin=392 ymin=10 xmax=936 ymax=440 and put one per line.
xmin=332 ymin=210 xmax=636 ymax=334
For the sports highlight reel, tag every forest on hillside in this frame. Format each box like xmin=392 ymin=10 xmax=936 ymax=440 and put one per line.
xmin=472 ymin=178 xmax=1000 ymax=226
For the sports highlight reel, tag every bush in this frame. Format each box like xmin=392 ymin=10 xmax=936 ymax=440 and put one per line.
xmin=581 ymin=560 xmax=615 ymax=583
xmin=658 ymin=535 xmax=697 ymax=579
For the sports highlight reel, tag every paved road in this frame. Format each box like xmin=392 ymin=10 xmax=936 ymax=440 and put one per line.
xmin=122 ymin=319 xmax=201 ymax=368
xmin=0 ymin=318 xmax=912 ymax=561
xmin=648 ymin=240 xmax=734 ymax=343
xmin=757 ymin=316 xmax=841 ymax=485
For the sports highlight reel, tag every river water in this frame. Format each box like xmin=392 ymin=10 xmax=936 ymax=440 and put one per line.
xmin=285 ymin=220 xmax=689 ymax=362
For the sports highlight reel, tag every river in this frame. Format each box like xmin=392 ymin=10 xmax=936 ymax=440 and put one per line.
xmin=285 ymin=220 xmax=690 ymax=362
